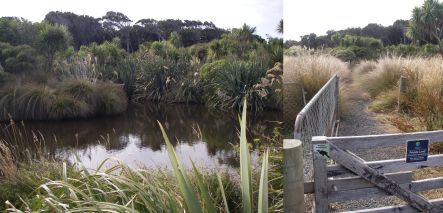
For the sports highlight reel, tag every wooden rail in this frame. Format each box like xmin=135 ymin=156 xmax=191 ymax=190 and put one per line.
xmin=307 ymin=131 xmax=443 ymax=212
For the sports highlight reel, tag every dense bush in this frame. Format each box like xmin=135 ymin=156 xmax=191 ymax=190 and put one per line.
xmin=0 ymin=19 xmax=282 ymax=113
xmin=385 ymin=43 xmax=441 ymax=57
xmin=0 ymin=43 xmax=37 ymax=73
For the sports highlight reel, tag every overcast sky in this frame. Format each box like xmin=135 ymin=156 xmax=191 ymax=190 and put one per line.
xmin=284 ymin=0 xmax=424 ymax=40
xmin=0 ymin=0 xmax=282 ymax=38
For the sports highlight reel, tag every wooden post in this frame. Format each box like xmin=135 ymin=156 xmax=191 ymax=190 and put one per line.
xmin=283 ymin=139 xmax=304 ymax=213
xmin=398 ymin=76 xmax=407 ymax=112
xmin=312 ymin=137 xmax=329 ymax=213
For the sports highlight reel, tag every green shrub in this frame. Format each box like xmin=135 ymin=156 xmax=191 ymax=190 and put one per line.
xmin=386 ymin=44 xmax=420 ymax=56
xmin=188 ymin=43 xmax=209 ymax=62
xmin=133 ymin=55 xmax=193 ymax=102
xmin=0 ymin=44 xmax=36 ymax=73
xmin=333 ymin=48 xmax=356 ymax=62
xmin=200 ymin=59 xmax=228 ymax=81
xmin=422 ymin=44 xmax=439 ymax=55
xmin=204 ymin=60 xmax=269 ymax=111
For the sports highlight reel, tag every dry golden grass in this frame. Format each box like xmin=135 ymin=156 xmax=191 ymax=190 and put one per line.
xmin=354 ymin=60 xmax=377 ymax=74
xmin=413 ymin=167 xmax=443 ymax=200
xmin=0 ymin=140 xmax=16 ymax=178
xmin=361 ymin=56 xmax=443 ymax=131
xmin=283 ymin=54 xmax=350 ymax=130
xmin=284 ymin=54 xmax=349 ymax=88
xmin=283 ymin=54 xmax=350 ymax=101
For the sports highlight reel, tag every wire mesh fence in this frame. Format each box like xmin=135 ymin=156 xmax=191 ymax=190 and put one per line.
xmin=293 ymin=74 xmax=340 ymax=180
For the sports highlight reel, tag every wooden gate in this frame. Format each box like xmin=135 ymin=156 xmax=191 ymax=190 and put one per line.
xmin=305 ymin=131 xmax=443 ymax=212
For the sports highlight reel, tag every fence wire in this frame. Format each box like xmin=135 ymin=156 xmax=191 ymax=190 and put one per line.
xmin=294 ymin=74 xmax=339 ymax=180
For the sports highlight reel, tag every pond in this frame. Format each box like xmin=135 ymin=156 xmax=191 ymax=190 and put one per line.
xmin=1 ymin=104 xmax=282 ymax=171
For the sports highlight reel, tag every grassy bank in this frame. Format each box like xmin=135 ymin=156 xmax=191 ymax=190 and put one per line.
xmin=0 ymin=80 xmax=127 ymax=121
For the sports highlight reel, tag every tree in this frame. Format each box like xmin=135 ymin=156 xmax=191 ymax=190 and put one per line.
xmin=36 ymin=22 xmax=72 ymax=71
xmin=101 ymin=11 xmax=132 ymax=52
xmin=300 ymin=33 xmax=318 ymax=48
xmin=0 ymin=17 xmax=37 ymax=45
xmin=407 ymin=0 xmax=443 ymax=53
xmin=388 ymin=20 xmax=410 ymax=45
xmin=277 ymin=19 xmax=283 ymax=34
xmin=45 ymin=11 xmax=105 ymax=50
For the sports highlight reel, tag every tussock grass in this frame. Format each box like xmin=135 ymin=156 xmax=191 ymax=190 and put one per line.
xmin=95 ymin=83 xmax=128 ymax=115
xmin=283 ymin=54 xmax=350 ymax=131
xmin=0 ymin=80 xmax=128 ymax=121
xmin=49 ymin=94 xmax=90 ymax=119
xmin=362 ymin=57 xmax=443 ymax=131
xmin=362 ymin=57 xmax=409 ymax=97
xmin=354 ymin=60 xmax=377 ymax=74
xmin=283 ymin=55 xmax=349 ymax=101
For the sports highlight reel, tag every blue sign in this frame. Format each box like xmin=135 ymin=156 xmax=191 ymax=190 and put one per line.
xmin=406 ymin=139 xmax=429 ymax=163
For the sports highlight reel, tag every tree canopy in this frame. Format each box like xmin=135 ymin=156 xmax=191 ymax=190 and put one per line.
xmin=407 ymin=0 xmax=443 ymax=52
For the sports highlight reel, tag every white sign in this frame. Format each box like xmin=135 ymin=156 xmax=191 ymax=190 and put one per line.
xmin=314 ymin=143 xmax=330 ymax=160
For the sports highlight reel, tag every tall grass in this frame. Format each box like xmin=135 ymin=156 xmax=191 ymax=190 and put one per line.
xmin=4 ymin=100 xmax=274 ymax=212
xmin=0 ymin=80 xmax=127 ymax=121
xmin=362 ymin=57 xmax=443 ymax=130
xmin=283 ymin=54 xmax=349 ymax=103
xmin=283 ymin=54 xmax=349 ymax=131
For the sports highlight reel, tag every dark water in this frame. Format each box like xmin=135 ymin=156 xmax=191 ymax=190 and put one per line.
xmin=2 ymin=104 xmax=281 ymax=170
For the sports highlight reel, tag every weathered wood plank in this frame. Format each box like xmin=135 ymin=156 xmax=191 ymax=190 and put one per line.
xmin=312 ymin=137 xmax=329 ymax=213
xmin=327 ymin=154 xmax=443 ymax=177
xmin=304 ymin=171 xmax=412 ymax=194
xmin=329 ymin=177 xmax=443 ymax=202
xmin=345 ymin=198 xmax=443 ymax=213
xmin=327 ymin=130 xmax=443 ymax=150
xmin=327 ymin=141 xmax=442 ymax=212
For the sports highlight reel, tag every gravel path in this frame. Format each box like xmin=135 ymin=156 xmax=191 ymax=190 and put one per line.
xmin=330 ymin=75 xmax=406 ymax=212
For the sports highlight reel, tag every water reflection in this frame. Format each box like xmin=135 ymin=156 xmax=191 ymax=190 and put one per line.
xmin=4 ymin=104 xmax=281 ymax=170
